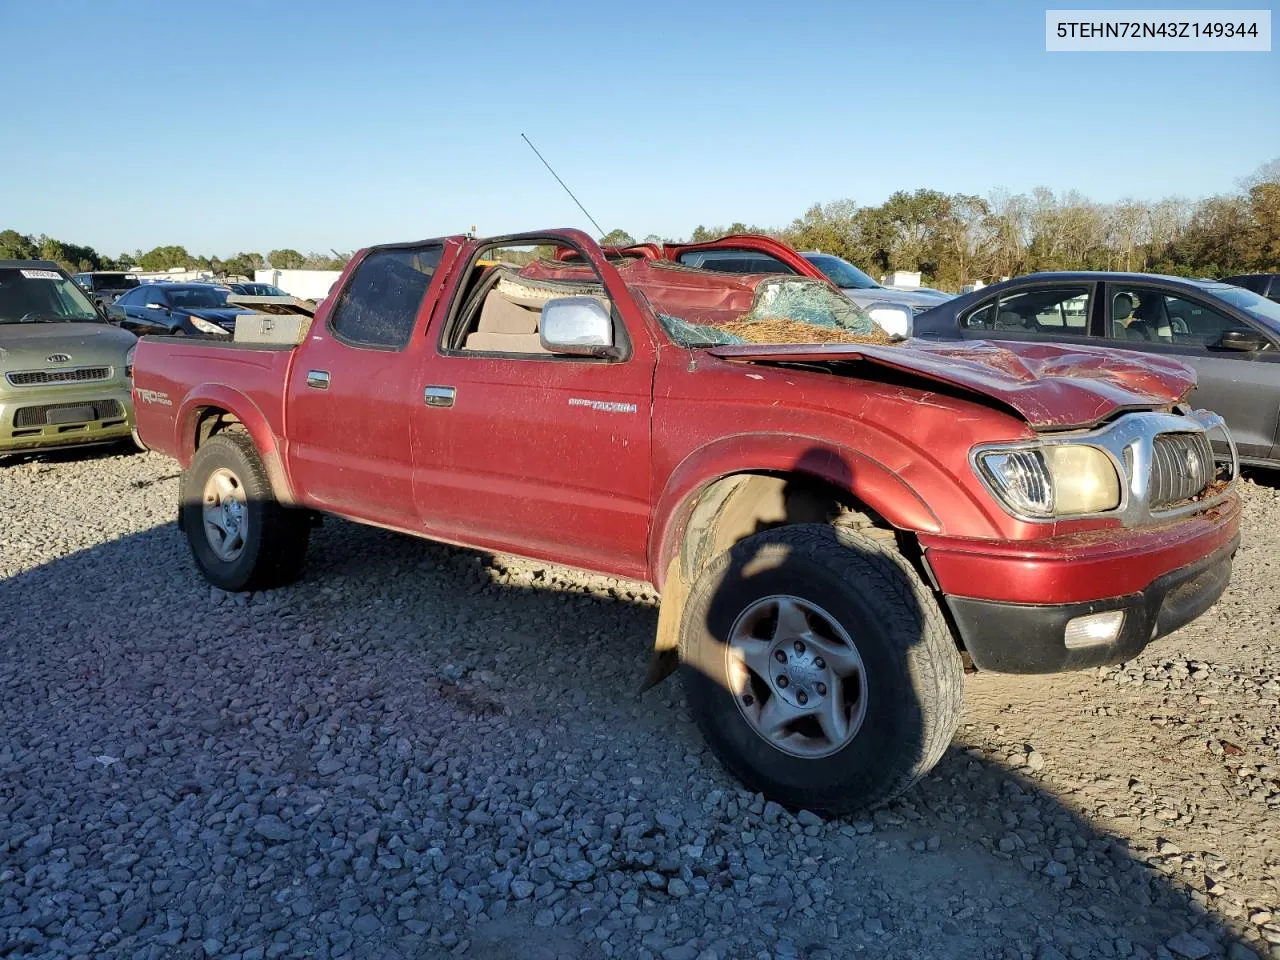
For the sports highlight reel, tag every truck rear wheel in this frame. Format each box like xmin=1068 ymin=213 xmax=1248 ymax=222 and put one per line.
xmin=678 ymin=524 xmax=962 ymax=816
xmin=180 ymin=431 xmax=309 ymax=591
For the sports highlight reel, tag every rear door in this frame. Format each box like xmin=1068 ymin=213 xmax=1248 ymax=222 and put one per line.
xmin=1098 ymin=282 xmax=1280 ymax=460
xmin=956 ymin=282 xmax=1098 ymax=345
xmin=410 ymin=235 xmax=655 ymax=580
xmin=283 ymin=242 xmax=453 ymax=528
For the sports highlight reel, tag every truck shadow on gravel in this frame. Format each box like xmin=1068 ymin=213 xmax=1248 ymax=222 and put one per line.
xmin=0 ymin=513 xmax=1263 ymax=960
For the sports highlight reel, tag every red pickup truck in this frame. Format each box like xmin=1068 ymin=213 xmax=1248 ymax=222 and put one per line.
xmin=134 ymin=229 xmax=1241 ymax=814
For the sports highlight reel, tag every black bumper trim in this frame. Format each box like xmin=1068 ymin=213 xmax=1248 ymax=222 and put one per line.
xmin=945 ymin=535 xmax=1239 ymax=674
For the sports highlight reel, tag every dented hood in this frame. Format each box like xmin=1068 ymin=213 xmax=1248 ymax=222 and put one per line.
xmin=707 ymin=338 xmax=1197 ymax=430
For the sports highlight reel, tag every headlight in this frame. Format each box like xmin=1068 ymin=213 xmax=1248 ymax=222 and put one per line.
xmin=976 ymin=444 xmax=1121 ymax=518
xmin=190 ymin=316 xmax=229 ymax=336
xmin=125 ymin=345 xmax=136 ymax=379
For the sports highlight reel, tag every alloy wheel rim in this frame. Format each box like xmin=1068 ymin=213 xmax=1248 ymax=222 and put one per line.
xmin=726 ymin=595 xmax=868 ymax=759
xmin=202 ymin=467 xmax=248 ymax=562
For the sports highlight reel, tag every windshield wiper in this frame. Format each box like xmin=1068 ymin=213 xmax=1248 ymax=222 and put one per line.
xmin=8 ymin=312 xmax=84 ymax=323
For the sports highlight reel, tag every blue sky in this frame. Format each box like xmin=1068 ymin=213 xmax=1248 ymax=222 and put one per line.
xmin=1 ymin=0 xmax=1276 ymax=257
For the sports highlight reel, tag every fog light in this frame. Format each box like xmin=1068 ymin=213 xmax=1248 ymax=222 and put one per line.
xmin=1064 ymin=610 xmax=1125 ymax=650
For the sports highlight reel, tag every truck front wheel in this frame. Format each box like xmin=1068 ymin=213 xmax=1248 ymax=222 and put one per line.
xmin=180 ymin=431 xmax=310 ymax=591
xmin=678 ymin=524 xmax=963 ymax=816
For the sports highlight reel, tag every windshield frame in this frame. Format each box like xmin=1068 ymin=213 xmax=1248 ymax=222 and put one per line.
xmin=0 ymin=267 xmax=104 ymax=324
xmin=802 ymin=253 xmax=882 ymax=291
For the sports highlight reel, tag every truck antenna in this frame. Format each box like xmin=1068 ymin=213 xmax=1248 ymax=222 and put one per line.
xmin=521 ymin=133 xmax=607 ymax=239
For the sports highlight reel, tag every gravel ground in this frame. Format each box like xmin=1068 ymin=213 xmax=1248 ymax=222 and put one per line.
xmin=2 ymin=447 xmax=1279 ymax=960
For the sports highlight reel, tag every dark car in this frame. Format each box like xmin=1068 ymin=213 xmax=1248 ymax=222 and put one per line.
xmin=1222 ymin=274 xmax=1280 ymax=303
xmin=913 ymin=271 xmax=1280 ymax=468
xmin=73 ymin=271 xmax=141 ymax=310
xmin=109 ymin=283 xmax=250 ymax=337
xmin=226 ymin=281 xmax=291 ymax=297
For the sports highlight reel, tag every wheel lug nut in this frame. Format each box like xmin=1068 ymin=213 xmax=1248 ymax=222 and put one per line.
xmin=774 ymin=650 xmax=787 ymax=663
xmin=815 ymin=682 xmax=827 ymax=696
xmin=776 ymin=675 xmax=789 ymax=689
xmin=793 ymin=640 xmax=805 ymax=655
xmin=742 ymin=694 xmax=754 ymax=706
xmin=814 ymin=657 xmax=825 ymax=670
xmin=797 ymin=690 xmax=808 ymax=705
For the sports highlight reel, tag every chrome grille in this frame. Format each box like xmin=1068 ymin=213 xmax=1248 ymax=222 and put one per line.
xmin=7 ymin=366 xmax=112 ymax=387
xmin=1149 ymin=432 xmax=1214 ymax=510
xmin=13 ymin=400 xmax=125 ymax=428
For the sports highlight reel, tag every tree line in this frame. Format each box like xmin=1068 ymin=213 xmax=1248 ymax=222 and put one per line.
xmin=6 ymin=158 xmax=1276 ymax=289
xmin=603 ymin=157 xmax=1280 ymax=290
xmin=0 ymin=231 xmax=349 ymax=278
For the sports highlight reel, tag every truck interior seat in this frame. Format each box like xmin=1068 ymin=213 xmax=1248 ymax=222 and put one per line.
xmin=462 ymin=289 xmax=549 ymax=353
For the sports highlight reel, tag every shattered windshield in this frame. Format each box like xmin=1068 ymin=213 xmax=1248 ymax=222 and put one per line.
xmin=652 ymin=276 xmax=900 ymax=347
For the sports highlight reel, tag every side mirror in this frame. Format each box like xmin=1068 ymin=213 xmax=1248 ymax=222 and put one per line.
xmin=865 ymin=301 xmax=914 ymax=340
xmin=539 ymin=297 xmax=615 ymax=356
xmin=1217 ymin=329 xmax=1269 ymax=352
xmin=106 ymin=304 xmax=126 ymax=322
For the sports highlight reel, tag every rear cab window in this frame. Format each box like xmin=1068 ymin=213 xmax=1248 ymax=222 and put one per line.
xmin=676 ymin=249 xmax=796 ymax=275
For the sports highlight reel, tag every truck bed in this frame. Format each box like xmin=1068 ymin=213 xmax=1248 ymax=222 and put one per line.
xmin=132 ymin=336 xmax=297 ymax=464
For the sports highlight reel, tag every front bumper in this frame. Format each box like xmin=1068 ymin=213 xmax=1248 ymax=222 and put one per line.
xmin=946 ymin=535 xmax=1238 ymax=673
xmin=0 ymin=384 xmax=135 ymax=453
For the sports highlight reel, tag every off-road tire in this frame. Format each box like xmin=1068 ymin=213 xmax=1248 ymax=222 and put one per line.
xmin=678 ymin=523 xmax=963 ymax=816
xmin=180 ymin=431 xmax=309 ymax=591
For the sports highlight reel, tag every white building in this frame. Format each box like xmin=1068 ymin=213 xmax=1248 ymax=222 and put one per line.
xmin=256 ymin=269 xmax=343 ymax=301
xmin=882 ymin=270 xmax=923 ymax=290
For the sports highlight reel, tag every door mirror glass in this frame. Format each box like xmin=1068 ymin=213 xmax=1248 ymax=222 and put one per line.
xmin=1217 ymin=328 xmax=1269 ymax=352
xmin=539 ymin=297 xmax=614 ymax=356
xmin=106 ymin=304 xmax=126 ymax=321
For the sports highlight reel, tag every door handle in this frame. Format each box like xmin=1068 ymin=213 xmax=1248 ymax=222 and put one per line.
xmin=307 ymin=370 xmax=330 ymax=390
xmin=424 ymin=385 xmax=455 ymax=408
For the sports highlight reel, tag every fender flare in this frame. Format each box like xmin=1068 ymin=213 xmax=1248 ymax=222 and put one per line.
xmin=647 ymin=432 xmax=942 ymax=591
xmin=174 ymin=384 xmax=295 ymax=503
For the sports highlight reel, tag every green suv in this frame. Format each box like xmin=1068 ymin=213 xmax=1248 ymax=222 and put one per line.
xmin=1 ymin=260 xmax=139 ymax=455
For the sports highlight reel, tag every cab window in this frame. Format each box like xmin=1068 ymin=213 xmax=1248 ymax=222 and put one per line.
xmin=1106 ymin=287 xmax=1255 ymax=346
xmin=328 ymin=246 xmax=441 ymax=349
xmin=961 ymin=286 xmax=1092 ymax=337
xmin=676 ymin=249 xmax=795 ymax=275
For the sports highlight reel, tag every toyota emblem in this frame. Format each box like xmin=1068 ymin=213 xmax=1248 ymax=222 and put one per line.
xmin=46 ymin=354 xmax=71 ymax=363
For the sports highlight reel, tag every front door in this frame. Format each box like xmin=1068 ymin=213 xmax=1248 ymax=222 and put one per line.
xmin=284 ymin=243 xmax=446 ymax=529
xmin=121 ymin=287 xmax=174 ymax=335
xmin=1099 ymin=283 xmax=1280 ymax=461
xmin=410 ymin=241 xmax=655 ymax=581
